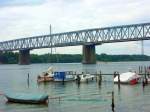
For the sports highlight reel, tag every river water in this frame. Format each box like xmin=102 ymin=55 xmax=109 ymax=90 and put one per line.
xmin=0 ymin=61 xmax=150 ymax=112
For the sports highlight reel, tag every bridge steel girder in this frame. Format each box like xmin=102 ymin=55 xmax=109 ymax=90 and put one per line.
xmin=0 ymin=22 xmax=150 ymax=64
xmin=0 ymin=22 xmax=150 ymax=51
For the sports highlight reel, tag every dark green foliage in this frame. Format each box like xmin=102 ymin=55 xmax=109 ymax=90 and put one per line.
xmin=96 ymin=53 xmax=150 ymax=62
xmin=0 ymin=52 xmax=150 ymax=64
xmin=0 ymin=52 xmax=18 ymax=64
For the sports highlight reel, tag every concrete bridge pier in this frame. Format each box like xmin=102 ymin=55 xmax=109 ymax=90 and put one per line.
xmin=0 ymin=51 xmax=3 ymax=64
xmin=82 ymin=44 xmax=96 ymax=64
xmin=19 ymin=49 xmax=30 ymax=65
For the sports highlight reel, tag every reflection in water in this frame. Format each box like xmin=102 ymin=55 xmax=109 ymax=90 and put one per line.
xmin=82 ymin=64 xmax=97 ymax=74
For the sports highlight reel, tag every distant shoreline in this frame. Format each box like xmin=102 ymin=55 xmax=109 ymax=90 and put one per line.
xmin=0 ymin=52 xmax=150 ymax=64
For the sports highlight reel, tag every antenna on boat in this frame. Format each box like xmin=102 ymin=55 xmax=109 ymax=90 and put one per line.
xmin=50 ymin=24 xmax=52 ymax=55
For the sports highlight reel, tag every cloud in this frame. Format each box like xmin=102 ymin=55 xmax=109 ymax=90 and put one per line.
xmin=0 ymin=0 xmax=45 ymax=7
xmin=0 ymin=0 xmax=150 ymax=55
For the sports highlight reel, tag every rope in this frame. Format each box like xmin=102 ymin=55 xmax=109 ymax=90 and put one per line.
xmin=48 ymin=91 xmax=112 ymax=100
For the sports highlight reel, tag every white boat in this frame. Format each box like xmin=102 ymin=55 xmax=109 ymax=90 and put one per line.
xmin=78 ymin=74 xmax=95 ymax=83
xmin=114 ymin=72 xmax=141 ymax=85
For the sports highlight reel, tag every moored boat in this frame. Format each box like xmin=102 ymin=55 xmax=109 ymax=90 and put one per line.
xmin=79 ymin=74 xmax=95 ymax=83
xmin=75 ymin=73 xmax=95 ymax=83
xmin=5 ymin=92 xmax=48 ymax=104
xmin=53 ymin=71 xmax=75 ymax=82
xmin=37 ymin=67 xmax=54 ymax=83
xmin=114 ymin=72 xmax=141 ymax=85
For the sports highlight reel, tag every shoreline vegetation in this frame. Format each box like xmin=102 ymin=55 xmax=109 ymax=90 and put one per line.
xmin=0 ymin=52 xmax=150 ymax=64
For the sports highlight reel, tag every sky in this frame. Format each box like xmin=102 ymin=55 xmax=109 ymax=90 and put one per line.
xmin=0 ymin=0 xmax=150 ymax=55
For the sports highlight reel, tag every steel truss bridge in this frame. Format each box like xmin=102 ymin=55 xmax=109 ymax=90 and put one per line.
xmin=0 ymin=22 xmax=150 ymax=51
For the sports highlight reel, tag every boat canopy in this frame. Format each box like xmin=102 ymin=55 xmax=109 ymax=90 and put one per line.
xmin=4 ymin=92 xmax=48 ymax=104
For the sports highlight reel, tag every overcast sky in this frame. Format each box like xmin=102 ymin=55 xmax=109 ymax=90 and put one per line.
xmin=0 ymin=0 xmax=150 ymax=55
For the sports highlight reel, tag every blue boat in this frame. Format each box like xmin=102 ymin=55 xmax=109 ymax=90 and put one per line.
xmin=54 ymin=71 xmax=75 ymax=82
xmin=4 ymin=92 xmax=48 ymax=104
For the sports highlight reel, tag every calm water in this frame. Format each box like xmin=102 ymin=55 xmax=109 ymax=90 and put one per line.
xmin=0 ymin=61 xmax=150 ymax=112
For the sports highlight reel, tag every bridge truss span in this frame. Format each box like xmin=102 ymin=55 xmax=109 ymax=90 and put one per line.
xmin=0 ymin=22 xmax=150 ymax=51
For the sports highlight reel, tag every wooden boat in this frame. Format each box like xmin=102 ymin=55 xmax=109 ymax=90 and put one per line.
xmin=37 ymin=75 xmax=53 ymax=83
xmin=37 ymin=67 xmax=54 ymax=83
xmin=5 ymin=92 xmax=48 ymax=104
xmin=114 ymin=72 xmax=141 ymax=85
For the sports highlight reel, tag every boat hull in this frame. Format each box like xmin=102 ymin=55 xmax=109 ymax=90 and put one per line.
xmin=5 ymin=93 xmax=48 ymax=104
xmin=114 ymin=78 xmax=140 ymax=85
xmin=79 ymin=74 xmax=95 ymax=83
xmin=54 ymin=78 xmax=75 ymax=82
xmin=37 ymin=76 xmax=53 ymax=83
xmin=114 ymin=72 xmax=141 ymax=85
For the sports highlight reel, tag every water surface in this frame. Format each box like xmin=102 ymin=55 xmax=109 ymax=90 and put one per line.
xmin=0 ymin=61 xmax=150 ymax=112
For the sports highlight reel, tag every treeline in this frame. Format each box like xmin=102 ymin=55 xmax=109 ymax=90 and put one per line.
xmin=96 ymin=54 xmax=150 ymax=62
xmin=0 ymin=52 xmax=150 ymax=64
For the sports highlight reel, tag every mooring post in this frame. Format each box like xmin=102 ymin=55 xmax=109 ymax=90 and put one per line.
xmin=113 ymin=71 xmax=117 ymax=78
xmin=27 ymin=73 xmax=30 ymax=87
xmin=139 ymin=66 xmax=141 ymax=74
xmin=144 ymin=66 xmax=148 ymax=85
xmin=62 ymin=76 xmax=65 ymax=85
xmin=77 ymin=75 xmax=81 ymax=85
xmin=142 ymin=77 xmax=145 ymax=89
xmin=98 ymin=71 xmax=102 ymax=85
xmin=111 ymin=91 xmax=115 ymax=112
xmin=118 ymin=72 xmax=120 ymax=84
xmin=100 ymin=71 xmax=102 ymax=81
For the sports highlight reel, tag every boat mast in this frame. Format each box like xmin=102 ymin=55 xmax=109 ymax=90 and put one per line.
xmin=50 ymin=24 xmax=53 ymax=63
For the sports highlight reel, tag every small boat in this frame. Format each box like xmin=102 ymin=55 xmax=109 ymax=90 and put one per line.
xmin=37 ymin=75 xmax=53 ymax=83
xmin=79 ymin=74 xmax=95 ymax=82
xmin=37 ymin=67 xmax=54 ymax=83
xmin=114 ymin=72 xmax=141 ymax=85
xmin=5 ymin=92 xmax=48 ymax=104
xmin=53 ymin=71 xmax=75 ymax=82
xmin=75 ymin=74 xmax=95 ymax=83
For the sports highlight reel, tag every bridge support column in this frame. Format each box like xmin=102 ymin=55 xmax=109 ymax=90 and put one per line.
xmin=82 ymin=44 xmax=96 ymax=64
xmin=19 ymin=49 xmax=30 ymax=65
xmin=0 ymin=51 xmax=3 ymax=64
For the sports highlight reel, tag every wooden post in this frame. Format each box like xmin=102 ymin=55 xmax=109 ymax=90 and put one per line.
xmin=118 ymin=72 xmax=120 ymax=84
xmin=144 ymin=66 xmax=148 ymax=85
xmin=77 ymin=75 xmax=80 ymax=85
xmin=142 ymin=77 xmax=145 ymax=88
xmin=113 ymin=71 xmax=117 ymax=78
xmin=27 ymin=73 xmax=30 ymax=87
xmin=111 ymin=91 xmax=115 ymax=112
xmin=98 ymin=71 xmax=102 ymax=85
xmin=139 ymin=66 xmax=141 ymax=74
